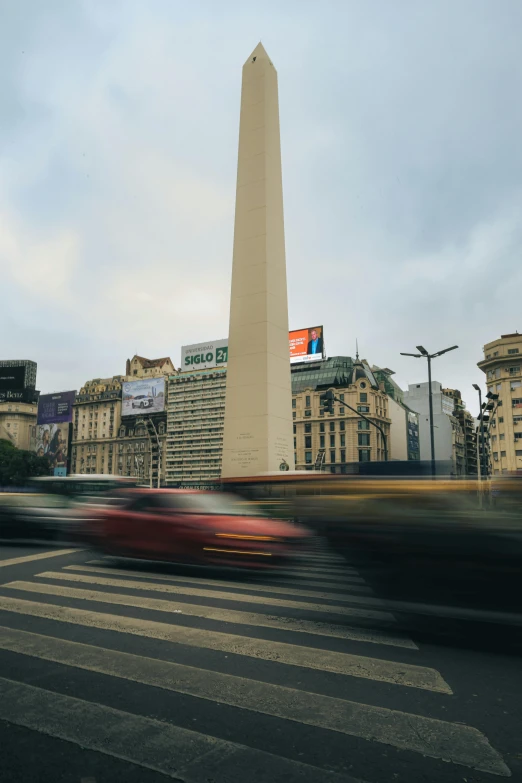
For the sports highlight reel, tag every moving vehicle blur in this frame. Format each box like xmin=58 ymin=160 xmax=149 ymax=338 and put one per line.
xmin=0 ymin=475 xmax=136 ymax=541
xmin=84 ymin=488 xmax=310 ymax=569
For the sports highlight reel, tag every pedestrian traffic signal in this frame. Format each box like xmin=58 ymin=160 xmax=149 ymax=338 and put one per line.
xmin=319 ymin=389 xmax=335 ymax=415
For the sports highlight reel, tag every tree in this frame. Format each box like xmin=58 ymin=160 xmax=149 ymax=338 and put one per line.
xmin=0 ymin=439 xmax=50 ymax=487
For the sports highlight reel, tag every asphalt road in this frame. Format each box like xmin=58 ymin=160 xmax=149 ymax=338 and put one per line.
xmin=0 ymin=540 xmax=520 ymax=783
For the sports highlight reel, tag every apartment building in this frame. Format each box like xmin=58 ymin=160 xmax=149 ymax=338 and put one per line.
xmin=478 ymin=332 xmax=522 ymax=474
xmin=165 ymin=367 xmax=226 ymax=488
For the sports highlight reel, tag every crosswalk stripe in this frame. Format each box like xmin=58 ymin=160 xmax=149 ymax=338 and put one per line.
xmin=88 ymin=558 xmax=367 ymax=585
xmin=0 ymin=626 xmax=508 ymax=776
xmin=0 ymin=549 xmax=78 ymax=568
xmin=0 ymin=676 xmax=363 ymax=783
xmin=44 ymin=569 xmax=391 ymax=619
xmin=0 ymin=595 xmax=451 ymax=691
xmin=6 ymin=580 xmax=417 ymax=649
xmin=65 ymin=564 xmax=374 ymax=598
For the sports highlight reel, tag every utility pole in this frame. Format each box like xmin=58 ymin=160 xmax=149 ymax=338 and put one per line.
xmin=400 ymin=345 xmax=458 ymax=476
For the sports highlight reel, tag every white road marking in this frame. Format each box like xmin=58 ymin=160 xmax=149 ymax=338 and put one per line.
xmin=0 ymin=549 xmax=78 ymax=568
xmin=7 ymin=579 xmax=417 ymax=649
xmin=43 ymin=570 xmax=392 ymax=620
xmin=63 ymin=564 xmax=375 ymax=599
xmin=0 ymin=626 xmax=508 ymax=776
xmin=0 ymin=594 xmax=451 ymax=691
xmin=0 ymin=676 xmax=363 ymax=783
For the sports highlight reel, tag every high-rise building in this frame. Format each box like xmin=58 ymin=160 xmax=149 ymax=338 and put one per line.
xmin=372 ymin=367 xmax=420 ymax=462
xmin=166 ymin=368 xmax=226 ymax=488
xmin=478 ymin=332 xmax=522 ymax=474
xmin=403 ymin=381 xmax=465 ymax=475
xmin=442 ymin=388 xmax=478 ymax=476
xmin=222 ymin=43 xmax=294 ymax=478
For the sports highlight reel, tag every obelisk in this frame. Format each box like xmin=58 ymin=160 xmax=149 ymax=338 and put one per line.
xmin=221 ymin=43 xmax=295 ymax=478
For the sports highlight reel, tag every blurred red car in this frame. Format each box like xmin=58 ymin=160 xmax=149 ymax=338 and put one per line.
xmin=85 ymin=489 xmax=310 ymax=569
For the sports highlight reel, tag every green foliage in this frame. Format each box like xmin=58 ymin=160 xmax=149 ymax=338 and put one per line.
xmin=0 ymin=439 xmax=50 ymax=487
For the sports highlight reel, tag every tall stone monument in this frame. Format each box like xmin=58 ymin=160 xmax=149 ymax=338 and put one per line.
xmin=221 ymin=43 xmax=295 ymax=478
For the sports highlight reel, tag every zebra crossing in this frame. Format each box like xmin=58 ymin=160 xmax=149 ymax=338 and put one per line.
xmin=0 ymin=542 xmax=512 ymax=781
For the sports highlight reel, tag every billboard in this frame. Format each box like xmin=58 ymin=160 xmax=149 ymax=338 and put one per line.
xmin=33 ymin=422 xmax=70 ymax=471
xmin=0 ymin=366 xmax=25 ymax=393
xmin=181 ymin=340 xmax=228 ymax=371
xmin=37 ymin=391 xmax=76 ymax=425
xmin=122 ymin=377 xmax=165 ymax=416
xmin=289 ymin=326 xmax=324 ymax=364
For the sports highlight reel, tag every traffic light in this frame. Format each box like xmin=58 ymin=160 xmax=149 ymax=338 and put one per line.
xmin=319 ymin=389 xmax=335 ymax=415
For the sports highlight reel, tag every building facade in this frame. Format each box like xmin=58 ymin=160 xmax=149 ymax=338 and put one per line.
xmin=292 ymin=357 xmax=390 ymax=471
xmin=372 ymin=367 xmax=420 ymax=461
xmin=403 ymin=381 xmax=466 ymax=475
xmin=71 ymin=355 xmax=173 ymax=483
xmin=443 ymin=388 xmax=478 ymax=476
xmin=166 ymin=368 xmax=226 ymax=488
xmin=0 ymin=401 xmax=38 ymax=450
xmin=478 ymin=332 xmax=522 ymax=474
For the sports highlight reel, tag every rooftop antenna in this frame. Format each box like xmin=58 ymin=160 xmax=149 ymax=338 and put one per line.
xmin=355 ymin=339 xmax=359 ymax=361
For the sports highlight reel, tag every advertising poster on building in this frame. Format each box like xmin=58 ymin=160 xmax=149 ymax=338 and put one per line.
xmin=0 ymin=365 xmax=25 ymax=392
xmin=37 ymin=391 xmax=76 ymax=425
xmin=181 ymin=340 xmax=228 ymax=371
xmin=122 ymin=377 xmax=165 ymax=416
xmin=33 ymin=422 xmax=70 ymax=471
xmin=289 ymin=326 xmax=324 ymax=364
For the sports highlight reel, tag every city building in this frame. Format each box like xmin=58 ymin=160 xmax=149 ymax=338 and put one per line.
xmin=0 ymin=401 xmax=38 ymax=450
xmin=292 ymin=356 xmax=390 ymax=472
xmin=372 ymin=367 xmax=420 ymax=461
xmin=166 ymin=367 xmax=226 ymax=488
xmin=403 ymin=381 xmax=466 ymax=474
xmin=442 ymin=388 xmax=478 ymax=476
xmin=478 ymin=332 xmax=522 ymax=474
xmin=71 ymin=355 xmax=174 ymax=483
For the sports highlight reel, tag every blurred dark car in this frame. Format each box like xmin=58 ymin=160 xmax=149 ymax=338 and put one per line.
xmin=84 ymin=489 xmax=310 ymax=569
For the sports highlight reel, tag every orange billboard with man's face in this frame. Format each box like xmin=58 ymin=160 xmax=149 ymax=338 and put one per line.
xmin=289 ymin=325 xmax=324 ymax=364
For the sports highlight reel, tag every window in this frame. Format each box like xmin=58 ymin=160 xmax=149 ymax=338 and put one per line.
xmin=493 ymin=351 xmax=499 ymax=357
xmin=499 ymin=433 xmax=505 ymax=440
xmin=358 ymin=420 xmax=370 ymax=430
xmin=511 ymin=381 xmax=522 ymax=391
xmin=360 ymin=382 xmax=366 ymax=389
xmin=499 ymin=417 xmax=504 ymax=423
xmin=512 ymin=399 xmax=522 ymax=408
xmin=305 ymin=451 xmax=312 ymax=464
xmin=292 ymin=399 xmax=296 ymax=408
xmin=293 ymin=438 xmax=296 ymax=450
xmin=320 ymin=423 xmax=325 ymax=433
xmin=304 ymin=409 xmax=311 ymax=417
xmin=293 ymin=412 xmax=296 ymax=419
xmin=491 ymin=435 xmax=497 ymax=442
xmin=358 ymin=449 xmax=370 ymax=462
xmin=340 ymin=449 xmax=346 ymax=463
xmin=360 ymin=393 xmax=367 ymax=403
xmin=496 ymin=383 xmax=502 ymax=392
xmin=508 ymin=348 xmax=519 ymax=355
xmin=329 ymin=422 xmax=335 ymax=432
xmin=509 ymin=366 xmax=521 ymax=376
xmin=330 ymin=434 xmax=335 ymax=447
xmin=330 ymin=450 xmax=336 ymax=463
xmin=293 ymin=424 xmax=296 ymax=434
xmin=339 ymin=394 xmax=344 ymax=401
xmin=340 ymin=434 xmax=346 ymax=447
xmin=319 ymin=435 xmax=325 ymax=448
xmin=358 ymin=433 xmax=370 ymax=446
xmin=501 ymin=451 xmax=507 ymax=457
xmin=305 ymin=436 xmax=312 ymax=449
xmin=305 ymin=422 xmax=311 ymax=433
xmin=357 ymin=405 xmax=370 ymax=413
xmin=305 ymin=395 xmax=311 ymax=408
xmin=515 ymin=433 xmax=522 ymax=441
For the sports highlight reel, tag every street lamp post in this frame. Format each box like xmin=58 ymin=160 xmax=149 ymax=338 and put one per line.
xmin=472 ymin=384 xmax=484 ymax=478
xmin=400 ymin=345 xmax=459 ymax=476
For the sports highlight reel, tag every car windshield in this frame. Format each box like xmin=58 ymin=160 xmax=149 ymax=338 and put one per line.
xmin=156 ymin=492 xmax=266 ymax=517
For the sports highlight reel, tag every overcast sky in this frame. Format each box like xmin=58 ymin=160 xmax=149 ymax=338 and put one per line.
xmin=2 ymin=0 xmax=521 ymax=414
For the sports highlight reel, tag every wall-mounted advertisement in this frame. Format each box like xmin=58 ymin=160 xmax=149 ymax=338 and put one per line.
xmin=33 ymin=422 xmax=70 ymax=471
xmin=37 ymin=391 xmax=76 ymax=425
xmin=289 ymin=325 xmax=324 ymax=364
xmin=0 ymin=365 xmax=25 ymax=393
xmin=181 ymin=340 xmax=228 ymax=371
xmin=122 ymin=377 xmax=165 ymax=416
